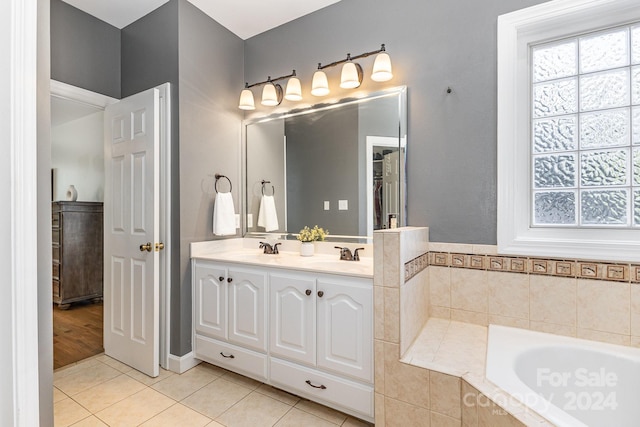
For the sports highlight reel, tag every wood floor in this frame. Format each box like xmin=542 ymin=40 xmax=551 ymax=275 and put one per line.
xmin=53 ymin=300 xmax=104 ymax=369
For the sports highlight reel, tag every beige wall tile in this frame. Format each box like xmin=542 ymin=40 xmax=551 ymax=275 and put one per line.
xmin=431 ymin=306 xmax=451 ymax=319
xmin=487 ymin=315 xmax=529 ymax=329
xmin=528 ymin=321 xmax=576 ymax=337
xmin=383 ymin=233 xmax=401 ymax=288
xmin=476 ymin=395 xmax=524 ymax=427
xmin=632 ymin=284 xmax=640 ymax=336
xmin=374 ymin=233 xmax=384 ymax=287
xmin=384 ymin=287 xmax=400 ymax=343
xmin=461 ymin=381 xmax=478 ymax=427
xmin=488 ymin=272 xmax=529 ymax=319
xmin=430 ymin=371 xmax=461 ymax=419
xmin=472 ymin=245 xmax=498 ymax=255
xmin=430 ymin=266 xmax=451 ymax=308
xmin=384 ymin=397 xmax=431 ymax=427
xmin=451 ymin=269 xmax=488 ymax=313
xmin=375 ymin=392 xmax=386 ymax=427
xmin=430 ymin=242 xmax=473 ymax=253
xmin=374 ymin=285 xmax=385 ymax=340
xmin=631 ymin=335 xmax=640 ymax=348
xmin=400 ymin=227 xmax=429 ymax=264
xmin=431 ymin=411 xmax=462 ymax=427
xmin=577 ymin=328 xmax=631 ymax=346
xmin=451 ymin=309 xmax=488 ymax=327
xmin=401 ymin=272 xmax=430 ymax=355
xmin=384 ymin=346 xmax=430 ymax=409
xmin=577 ymin=279 xmax=630 ymax=335
xmin=375 ymin=340 xmax=385 ymax=394
xmin=529 ymin=275 xmax=576 ymax=326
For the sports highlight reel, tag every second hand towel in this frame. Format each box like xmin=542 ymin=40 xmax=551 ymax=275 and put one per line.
xmin=257 ymin=194 xmax=279 ymax=232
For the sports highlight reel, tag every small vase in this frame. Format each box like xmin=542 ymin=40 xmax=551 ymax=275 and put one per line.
xmin=66 ymin=185 xmax=78 ymax=201
xmin=300 ymin=242 xmax=314 ymax=257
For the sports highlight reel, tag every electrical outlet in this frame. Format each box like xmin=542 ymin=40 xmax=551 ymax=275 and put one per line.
xmin=324 ymin=201 xmax=330 ymax=210
xmin=247 ymin=213 xmax=253 ymax=228
xmin=339 ymin=200 xmax=348 ymax=210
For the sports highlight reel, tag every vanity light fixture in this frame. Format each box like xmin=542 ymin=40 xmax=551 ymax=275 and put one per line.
xmin=314 ymin=44 xmax=393 ymax=96
xmin=238 ymin=70 xmax=299 ymax=110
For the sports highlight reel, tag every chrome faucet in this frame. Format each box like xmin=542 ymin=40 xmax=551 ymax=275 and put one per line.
xmin=334 ymin=246 xmax=364 ymax=261
xmin=259 ymin=242 xmax=281 ymax=254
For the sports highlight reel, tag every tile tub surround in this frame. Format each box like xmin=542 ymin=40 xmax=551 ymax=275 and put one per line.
xmin=427 ymin=243 xmax=640 ymax=348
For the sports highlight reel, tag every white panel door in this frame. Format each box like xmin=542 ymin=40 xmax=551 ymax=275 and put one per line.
xmin=269 ymin=273 xmax=316 ymax=365
xmin=316 ymin=278 xmax=373 ymax=382
xmin=193 ymin=261 xmax=227 ymax=341
xmin=104 ymin=88 xmax=160 ymax=377
xmin=228 ymin=267 xmax=267 ymax=352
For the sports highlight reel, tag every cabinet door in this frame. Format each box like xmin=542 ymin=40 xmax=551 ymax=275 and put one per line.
xmin=269 ymin=273 xmax=316 ymax=365
xmin=193 ymin=262 xmax=227 ymax=340
xmin=228 ymin=267 xmax=268 ymax=352
xmin=316 ymin=277 xmax=373 ymax=382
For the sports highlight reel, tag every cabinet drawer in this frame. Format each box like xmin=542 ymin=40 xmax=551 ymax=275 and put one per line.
xmin=52 ymin=227 xmax=60 ymax=244
xmin=51 ymin=213 xmax=59 ymax=227
xmin=52 ymin=245 xmax=60 ymax=262
xmin=270 ymin=358 xmax=373 ymax=419
xmin=52 ymin=262 xmax=60 ymax=279
xmin=195 ymin=334 xmax=267 ymax=382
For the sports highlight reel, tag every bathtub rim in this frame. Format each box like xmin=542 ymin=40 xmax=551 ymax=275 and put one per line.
xmin=486 ymin=325 xmax=640 ymax=427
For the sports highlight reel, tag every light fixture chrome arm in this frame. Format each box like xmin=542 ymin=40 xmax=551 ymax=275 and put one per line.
xmin=245 ymin=70 xmax=297 ymax=89
xmin=317 ymin=44 xmax=387 ymax=70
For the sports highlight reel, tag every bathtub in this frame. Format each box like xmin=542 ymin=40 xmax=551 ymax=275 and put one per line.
xmin=486 ymin=325 xmax=640 ymax=427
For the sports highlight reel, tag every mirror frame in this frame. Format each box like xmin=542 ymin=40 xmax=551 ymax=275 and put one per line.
xmin=241 ymin=85 xmax=407 ymax=243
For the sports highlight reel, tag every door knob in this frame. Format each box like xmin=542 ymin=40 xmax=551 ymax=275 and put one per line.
xmin=155 ymin=242 xmax=165 ymax=251
xmin=139 ymin=242 xmax=152 ymax=252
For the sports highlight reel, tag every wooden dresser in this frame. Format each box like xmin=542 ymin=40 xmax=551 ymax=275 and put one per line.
xmin=52 ymin=201 xmax=103 ymax=308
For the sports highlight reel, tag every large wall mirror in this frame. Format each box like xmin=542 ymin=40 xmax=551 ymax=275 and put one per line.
xmin=243 ymin=86 xmax=407 ymax=241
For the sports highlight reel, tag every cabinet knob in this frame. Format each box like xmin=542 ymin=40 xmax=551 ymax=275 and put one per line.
xmin=218 ymin=276 xmax=224 ymax=282
xmin=317 ymin=291 xmax=324 ymax=298
xmin=227 ymin=277 xmax=233 ymax=283
xmin=305 ymin=289 xmax=312 ymax=296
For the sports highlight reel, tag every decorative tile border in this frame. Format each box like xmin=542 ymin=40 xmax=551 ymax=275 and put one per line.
xmin=406 ymin=251 xmax=640 ymax=283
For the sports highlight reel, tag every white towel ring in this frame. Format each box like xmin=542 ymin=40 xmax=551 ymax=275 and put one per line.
xmin=215 ymin=174 xmax=232 ymax=193
xmin=261 ymin=180 xmax=275 ymax=196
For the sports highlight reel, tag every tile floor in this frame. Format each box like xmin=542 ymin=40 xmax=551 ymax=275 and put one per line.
xmin=53 ymin=354 xmax=372 ymax=427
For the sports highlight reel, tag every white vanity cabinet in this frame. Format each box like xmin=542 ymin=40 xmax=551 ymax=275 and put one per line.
xmin=193 ymin=261 xmax=268 ymax=380
xmin=268 ymin=271 xmax=373 ymax=419
xmin=191 ymin=254 xmax=374 ymax=422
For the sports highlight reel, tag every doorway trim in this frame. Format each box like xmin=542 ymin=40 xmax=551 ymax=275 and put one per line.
xmin=50 ymin=80 xmax=172 ymax=369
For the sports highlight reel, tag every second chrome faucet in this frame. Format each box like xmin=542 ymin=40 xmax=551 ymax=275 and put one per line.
xmin=334 ymin=246 xmax=364 ymax=261
xmin=259 ymin=242 xmax=281 ymax=254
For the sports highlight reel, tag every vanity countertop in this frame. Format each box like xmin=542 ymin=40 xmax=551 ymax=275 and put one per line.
xmin=191 ymin=240 xmax=373 ymax=279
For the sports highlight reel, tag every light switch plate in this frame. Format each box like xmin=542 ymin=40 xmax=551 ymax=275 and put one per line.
xmin=247 ymin=213 xmax=253 ymax=228
xmin=339 ymin=200 xmax=348 ymax=210
xmin=324 ymin=201 xmax=330 ymax=210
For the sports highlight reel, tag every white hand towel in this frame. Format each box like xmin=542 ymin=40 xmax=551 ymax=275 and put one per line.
xmin=212 ymin=192 xmax=236 ymax=236
xmin=257 ymin=194 xmax=279 ymax=232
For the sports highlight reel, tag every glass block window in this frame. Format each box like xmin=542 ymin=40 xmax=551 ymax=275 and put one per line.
xmin=531 ymin=23 xmax=640 ymax=227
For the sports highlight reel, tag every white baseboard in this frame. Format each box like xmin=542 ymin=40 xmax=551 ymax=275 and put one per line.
xmin=168 ymin=352 xmax=200 ymax=374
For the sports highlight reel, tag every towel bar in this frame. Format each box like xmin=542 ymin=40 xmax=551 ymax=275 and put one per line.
xmin=261 ymin=180 xmax=275 ymax=196
xmin=214 ymin=174 xmax=232 ymax=193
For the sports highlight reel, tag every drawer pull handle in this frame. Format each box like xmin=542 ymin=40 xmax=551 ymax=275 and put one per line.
xmin=305 ymin=289 xmax=312 ymax=296
xmin=317 ymin=291 xmax=324 ymax=298
xmin=219 ymin=276 xmax=224 ymax=282
xmin=305 ymin=380 xmax=326 ymax=390
xmin=220 ymin=352 xmax=235 ymax=359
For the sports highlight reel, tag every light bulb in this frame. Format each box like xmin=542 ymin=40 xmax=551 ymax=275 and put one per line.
xmin=261 ymin=83 xmax=282 ymax=106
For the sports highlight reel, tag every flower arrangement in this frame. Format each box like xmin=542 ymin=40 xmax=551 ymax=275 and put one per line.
xmin=297 ymin=225 xmax=328 ymax=242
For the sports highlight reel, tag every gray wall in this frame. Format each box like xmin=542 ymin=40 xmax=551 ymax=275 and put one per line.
xmin=286 ymin=105 xmax=360 ymax=235
xmin=177 ymin=0 xmax=244 ymax=355
xmin=246 ymin=119 xmax=286 ymax=233
xmin=120 ymin=0 xmax=183 ymax=355
xmin=50 ymin=0 xmax=121 ymax=98
xmin=244 ymin=0 xmax=550 ymax=244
